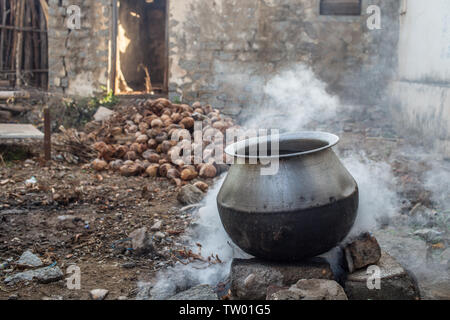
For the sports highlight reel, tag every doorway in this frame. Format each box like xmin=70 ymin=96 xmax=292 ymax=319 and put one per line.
xmin=113 ymin=0 xmax=168 ymax=95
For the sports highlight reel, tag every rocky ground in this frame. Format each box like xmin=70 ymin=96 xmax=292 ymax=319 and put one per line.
xmin=0 ymin=104 xmax=449 ymax=300
xmin=0 ymin=156 xmax=222 ymax=300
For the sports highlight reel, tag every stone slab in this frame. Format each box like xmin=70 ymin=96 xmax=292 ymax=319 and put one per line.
xmin=169 ymin=284 xmax=218 ymax=300
xmin=0 ymin=124 xmax=44 ymax=140
xmin=344 ymin=251 xmax=420 ymax=300
xmin=230 ymin=257 xmax=334 ymax=300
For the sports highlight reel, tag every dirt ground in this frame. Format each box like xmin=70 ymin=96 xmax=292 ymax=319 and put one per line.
xmin=0 ymin=156 xmax=213 ymax=300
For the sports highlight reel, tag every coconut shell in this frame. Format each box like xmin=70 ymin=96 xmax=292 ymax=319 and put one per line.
xmin=167 ymin=168 xmax=180 ymax=179
xmin=92 ymin=159 xmax=108 ymax=171
xmin=124 ymin=151 xmax=138 ymax=161
xmin=136 ymin=134 xmax=149 ymax=144
xmin=147 ymin=139 xmax=158 ymax=149
xmin=139 ymin=122 xmax=150 ymax=132
xmin=199 ymin=163 xmax=217 ymax=178
xmin=120 ymin=164 xmax=140 ymax=177
xmin=151 ymin=118 xmax=163 ymax=128
xmin=180 ymin=117 xmax=195 ymax=130
xmin=110 ymin=159 xmax=124 ymax=171
xmin=155 ymin=132 xmax=168 ymax=144
xmin=161 ymin=140 xmax=172 ymax=154
xmin=180 ymin=168 xmax=198 ymax=181
xmin=159 ymin=163 xmax=172 ymax=177
xmin=146 ymin=164 xmax=159 ymax=177
xmin=143 ymin=150 xmax=161 ymax=163
xmin=194 ymin=181 xmax=209 ymax=192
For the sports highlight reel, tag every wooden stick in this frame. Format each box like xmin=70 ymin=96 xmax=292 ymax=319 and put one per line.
xmin=0 ymin=0 xmax=7 ymax=71
xmin=24 ymin=1 xmax=33 ymax=85
xmin=15 ymin=0 xmax=25 ymax=88
xmin=39 ymin=2 xmax=47 ymax=89
xmin=44 ymin=106 xmax=51 ymax=161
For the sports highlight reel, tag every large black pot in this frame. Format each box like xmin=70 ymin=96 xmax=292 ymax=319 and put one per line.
xmin=217 ymin=132 xmax=358 ymax=261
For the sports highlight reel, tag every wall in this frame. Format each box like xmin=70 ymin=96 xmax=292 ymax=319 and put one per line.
xmin=390 ymin=0 xmax=450 ymax=152
xmin=47 ymin=0 xmax=111 ymax=96
xmin=168 ymin=0 xmax=400 ymax=117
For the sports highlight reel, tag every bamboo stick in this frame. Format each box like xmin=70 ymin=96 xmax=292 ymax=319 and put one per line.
xmin=24 ymin=1 xmax=33 ymax=85
xmin=0 ymin=0 xmax=7 ymax=71
xmin=39 ymin=1 xmax=47 ymax=89
xmin=15 ymin=0 xmax=25 ymax=87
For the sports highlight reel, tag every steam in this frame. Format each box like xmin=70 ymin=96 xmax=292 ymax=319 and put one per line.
xmin=146 ymin=178 xmax=249 ymax=300
xmin=146 ymin=63 xmax=404 ymax=299
xmin=245 ymin=64 xmax=343 ymax=130
xmin=341 ymin=152 xmax=400 ymax=237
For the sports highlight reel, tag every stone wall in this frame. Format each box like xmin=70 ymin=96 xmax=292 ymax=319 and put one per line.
xmin=47 ymin=0 xmax=111 ymax=96
xmin=168 ymin=0 xmax=400 ymax=117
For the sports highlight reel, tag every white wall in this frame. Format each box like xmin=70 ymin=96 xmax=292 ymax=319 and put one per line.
xmin=391 ymin=0 xmax=450 ymax=154
xmin=398 ymin=0 xmax=450 ymax=83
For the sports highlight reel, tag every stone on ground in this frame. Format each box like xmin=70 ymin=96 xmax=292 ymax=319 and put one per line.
xmin=344 ymin=233 xmax=381 ymax=272
xmin=168 ymin=284 xmax=218 ymax=300
xmin=413 ymin=229 xmax=443 ymax=244
xmin=4 ymin=266 xmax=64 ymax=285
xmin=230 ymin=258 xmax=334 ymax=300
xmin=129 ymin=227 xmax=154 ymax=255
xmin=93 ymin=106 xmax=115 ymax=122
xmin=267 ymin=279 xmax=347 ymax=300
xmin=177 ymin=185 xmax=204 ymax=205
xmin=16 ymin=250 xmax=43 ymax=268
xmin=150 ymin=220 xmax=162 ymax=231
xmin=90 ymin=289 xmax=109 ymax=300
xmin=344 ymin=251 xmax=420 ymax=300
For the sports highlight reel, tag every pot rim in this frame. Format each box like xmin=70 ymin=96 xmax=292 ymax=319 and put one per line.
xmin=225 ymin=131 xmax=340 ymax=159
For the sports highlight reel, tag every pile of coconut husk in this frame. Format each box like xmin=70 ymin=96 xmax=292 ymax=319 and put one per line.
xmin=86 ymin=98 xmax=238 ymax=184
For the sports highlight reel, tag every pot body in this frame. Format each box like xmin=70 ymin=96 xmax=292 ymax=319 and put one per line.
xmin=217 ymin=147 xmax=358 ymax=261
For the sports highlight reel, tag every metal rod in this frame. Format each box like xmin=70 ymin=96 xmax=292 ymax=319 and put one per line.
xmin=44 ymin=106 xmax=51 ymax=161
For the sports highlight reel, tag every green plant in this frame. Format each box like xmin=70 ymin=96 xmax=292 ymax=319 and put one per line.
xmin=172 ymin=96 xmax=182 ymax=104
xmin=98 ymin=86 xmax=119 ymax=107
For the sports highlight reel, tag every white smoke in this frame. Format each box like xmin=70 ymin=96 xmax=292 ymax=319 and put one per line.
xmin=147 ymin=177 xmax=249 ymax=300
xmin=341 ymin=152 xmax=400 ymax=238
xmin=146 ymin=63 xmax=402 ymax=299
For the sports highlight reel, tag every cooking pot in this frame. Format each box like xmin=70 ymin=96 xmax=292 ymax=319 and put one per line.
xmin=217 ymin=132 xmax=358 ymax=261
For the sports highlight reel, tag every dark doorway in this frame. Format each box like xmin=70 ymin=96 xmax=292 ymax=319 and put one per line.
xmin=115 ymin=0 xmax=168 ymax=95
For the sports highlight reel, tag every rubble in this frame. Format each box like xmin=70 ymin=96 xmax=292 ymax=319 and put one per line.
xmin=168 ymin=284 xmax=218 ymax=300
xmin=16 ymin=250 xmax=43 ymax=268
xmin=344 ymin=251 xmax=420 ymax=300
xmin=230 ymin=258 xmax=334 ymax=300
xmin=267 ymin=279 xmax=348 ymax=300
xmin=177 ymin=185 xmax=205 ymax=205
xmin=413 ymin=229 xmax=443 ymax=244
xmin=344 ymin=233 xmax=381 ymax=273
xmin=93 ymin=107 xmax=115 ymax=122
xmin=90 ymin=289 xmax=109 ymax=300
xmin=129 ymin=227 xmax=154 ymax=256
xmin=151 ymin=220 xmax=162 ymax=231
xmin=4 ymin=265 xmax=64 ymax=285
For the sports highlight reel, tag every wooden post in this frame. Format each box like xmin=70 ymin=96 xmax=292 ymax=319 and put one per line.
xmin=15 ymin=0 xmax=25 ymax=88
xmin=0 ymin=0 xmax=7 ymax=71
xmin=39 ymin=1 xmax=47 ymax=89
xmin=44 ymin=106 xmax=51 ymax=161
xmin=110 ymin=0 xmax=118 ymax=94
